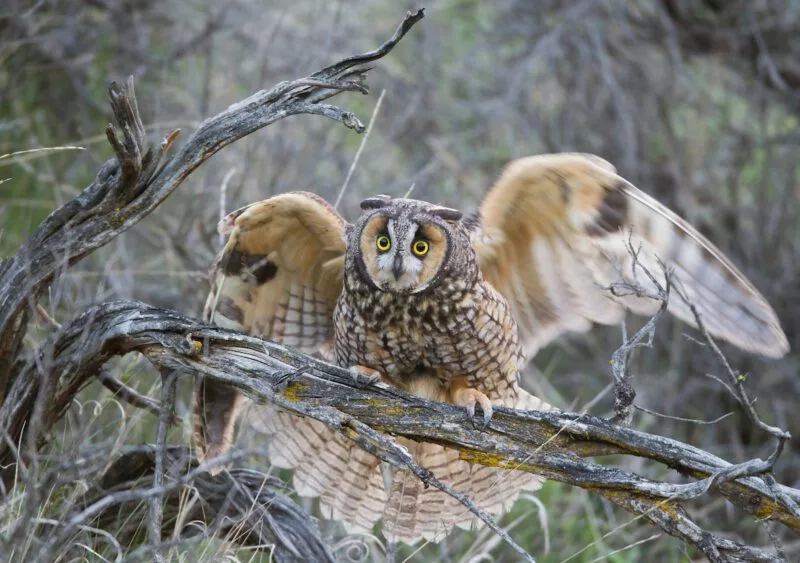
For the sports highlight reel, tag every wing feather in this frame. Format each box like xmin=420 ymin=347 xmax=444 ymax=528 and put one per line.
xmin=383 ymin=389 xmax=554 ymax=543
xmin=193 ymin=191 xmax=347 ymax=466
xmin=473 ymin=153 xmax=789 ymax=360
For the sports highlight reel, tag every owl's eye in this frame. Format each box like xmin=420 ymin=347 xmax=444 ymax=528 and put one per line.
xmin=376 ymin=235 xmax=391 ymax=252
xmin=412 ymin=239 xmax=429 ymax=257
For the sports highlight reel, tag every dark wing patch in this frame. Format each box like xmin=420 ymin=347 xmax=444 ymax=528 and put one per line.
xmin=472 ymin=153 xmax=789 ymax=360
xmin=194 ymin=191 xmax=348 ymax=469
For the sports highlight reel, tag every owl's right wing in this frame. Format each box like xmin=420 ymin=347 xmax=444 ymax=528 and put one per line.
xmin=471 ymin=153 xmax=789 ymax=362
xmin=193 ymin=191 xmax=347 ymax=466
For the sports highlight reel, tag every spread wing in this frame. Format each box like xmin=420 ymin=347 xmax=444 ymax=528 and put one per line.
xmin=193 ymin=191 xmax=347 ymax=465
xmin=472 ymin=153 xmax=789 ymax=361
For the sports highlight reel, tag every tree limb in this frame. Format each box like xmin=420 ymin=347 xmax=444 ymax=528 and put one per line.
xmin=46 ymin=445 xmax=335 ymax=563
xmin=0 ymin=8 xmax=426 ymax=394
xmin=5 ymin=300 xmax=796 ymax=561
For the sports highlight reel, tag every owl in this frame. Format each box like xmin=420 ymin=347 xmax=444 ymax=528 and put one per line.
xmin=193 ymin=153 xmax=788 ymax=544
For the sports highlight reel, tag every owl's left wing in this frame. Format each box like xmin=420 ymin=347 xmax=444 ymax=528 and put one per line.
xmin=194 ymin=192 xmax=347 ymax=465
xmin=471 ymin=153 xmax=789 ymax=361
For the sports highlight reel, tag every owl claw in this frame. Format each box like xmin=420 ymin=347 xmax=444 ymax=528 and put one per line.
xmin=349 ymin=365 xmax=382 ymax=388
xmin=454 ymin=387 xmax=493 ymax=430
xmin=276 ymin=365 xmax=311 ymax=388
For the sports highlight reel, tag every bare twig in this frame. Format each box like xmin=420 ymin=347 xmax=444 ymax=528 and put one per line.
xmin=98 ymin=370 xmax=178 ymax=424
xmin=675 ymin=280 xmax=791 ymax=442
xmin=33 ymin=445 xmax=334 ymax=563
xmin=147 ymin=369 xmax=178 ymax=561
xmin=0 ymin=146 xmax=87 ymax=161
xmin=7 ymin=300 xmax=795 ymax=561
xmin=606 ymin=239 xmax=673 ymax=424
xmin=218 ymin=167 xmax=237 ymax=246
xmin=34 ymin=302 xmax=61 ymax=329
xmin=634 ymin=404 xmax=734 ymax=426
xmin=673 ymin=281 xmax=800 ymax=523
xmin=334 ymin=88 xmax=386 ymax=210
xmin=603 ymin=242 xmax=793 ymax=524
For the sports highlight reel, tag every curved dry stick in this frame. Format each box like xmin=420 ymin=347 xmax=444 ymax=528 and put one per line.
xmin=37 ymin=445 xmax=335 ymax=563
xmin=7 ymin=300 xmax=795 ymax=561
xmin=0 ymin=8 xmax=426 ymax=389
xmin=0 ymin=10 xmax=425 ymax=560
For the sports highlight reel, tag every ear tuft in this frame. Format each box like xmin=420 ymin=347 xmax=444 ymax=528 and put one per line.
xmin=432 ymin=206 xmax=462 ymax=223
xmin=360 ymin=195 xmax=392 ymax=211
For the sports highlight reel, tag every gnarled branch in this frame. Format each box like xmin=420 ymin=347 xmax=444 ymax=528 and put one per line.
xmin=0 ymin=8 xmax=425 ymax=392
xmin=0 ymin=10 xmax=424 ymax=561
xmin=5 ymin=300 xmax=796 ymax=561
xmin=76 ymin=445 xmax=335 ymax=563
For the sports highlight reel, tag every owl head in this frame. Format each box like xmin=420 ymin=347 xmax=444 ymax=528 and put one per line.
xmin=346 ymin=196 xmax=475 ymax=294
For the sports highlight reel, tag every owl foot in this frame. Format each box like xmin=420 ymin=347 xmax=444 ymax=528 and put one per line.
xmin=275 ymin=365 xmax=311 ymax=388
xmin=453 ymin=387 xmax=494 ymax=429
xmin=348 ymin=365 xmax=382 ymax=388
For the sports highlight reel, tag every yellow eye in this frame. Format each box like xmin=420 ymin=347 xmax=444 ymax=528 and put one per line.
xmin=376 ymin=235 xmax=391 ymax=252
xmin=412 ymin=240 xmax=429 ymax=256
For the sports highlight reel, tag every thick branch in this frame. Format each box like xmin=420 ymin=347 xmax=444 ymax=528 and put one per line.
xmin=0 ymin=8 xmax=425 ymax=386
xmin=6 ymin=301 xmax=796 ymax=561
xmin=64 ymin=446 xmax=335 ymax=562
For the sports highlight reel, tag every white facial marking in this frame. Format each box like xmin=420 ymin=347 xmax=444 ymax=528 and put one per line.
xmin=373 ymin=219 xmax=426 ymax=292
xmin=375 ymin=219 xmax=397 ymax=273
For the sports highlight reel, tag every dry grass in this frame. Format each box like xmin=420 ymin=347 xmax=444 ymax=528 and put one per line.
xmin=1 ymin=0 xmax=798 ymax=560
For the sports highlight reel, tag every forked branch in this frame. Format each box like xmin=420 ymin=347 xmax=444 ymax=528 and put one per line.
xmin=0 ymin=11 xmax=424 ymax=561
xmin=0 ymin=8 xmax=425 ymax=391
xmin=6 ymin=301 xmax=796 ymax=562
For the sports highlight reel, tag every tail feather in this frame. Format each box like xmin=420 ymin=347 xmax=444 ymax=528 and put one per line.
xmin=321 ymin=441 xmax=386 ymax=529
xmin=252 ymin=405 xmax=388 ymax=531
xmin=383 ymin=442 xmax=545 ymax=543
xmin=382 ymin=389 xmax=554 ymax=543
xmin=293 ymin=426 xmax=347 ymax=497
xmin=252 ymin=389 xmax=554 ymax=544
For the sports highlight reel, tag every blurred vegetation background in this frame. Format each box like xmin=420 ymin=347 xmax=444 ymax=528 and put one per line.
xmin=1 ymin=0 xmax=799 ymax=561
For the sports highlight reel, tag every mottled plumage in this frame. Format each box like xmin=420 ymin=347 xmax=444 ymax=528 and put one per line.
xmin=194 ymin=153 xmax=788 ymax=544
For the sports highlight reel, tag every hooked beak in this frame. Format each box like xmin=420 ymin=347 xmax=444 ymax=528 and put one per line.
xmin=392 ymin=255 xmax=403 ymax=280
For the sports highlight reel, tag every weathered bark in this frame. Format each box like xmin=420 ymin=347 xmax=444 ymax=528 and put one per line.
xmin=76 ymin=445 xmax=335 ymax=563
xmin=0 ymin=10 xmax=424 ymax=562
xmin=0 ymin=7 xmax=796 ymax=561
xmin=5 ymin=300 xmax=796 ymax=561
xmin=0 ymin=8 xmax=424 ymax=394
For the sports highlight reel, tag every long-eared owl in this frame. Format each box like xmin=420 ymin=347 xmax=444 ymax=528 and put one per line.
xmin=194 ymin=153 xmax=788 ymax=544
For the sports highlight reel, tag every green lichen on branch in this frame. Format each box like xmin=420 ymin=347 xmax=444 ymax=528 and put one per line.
xmin=5 ymin=300 xmax=794 ymax=561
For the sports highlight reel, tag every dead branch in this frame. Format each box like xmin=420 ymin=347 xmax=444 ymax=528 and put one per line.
xmin=0 ymin=7 xmax=425 ymax=394
xmin=98 ymin=369 xmax=178 ymax=423
xmin=0 ymin=7 xmax=796 ymax=561
xmin=606 ymin=239 xmax=673 ymax=425
xmin=57 ymin=445 xmax=335 ymax=563
xmin=0 ymin=10 xmax=425 ymax=561
xmin=6 ymin=300 xmax=796 ymax=561
xmin=147 ymin=369 xmax=178 ymax=562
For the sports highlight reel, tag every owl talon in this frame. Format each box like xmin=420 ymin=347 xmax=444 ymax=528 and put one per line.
xmin=481 ymin=407 xmax=492 ymax=430
xmin=276 ymin=365 xmax=311 ymax=388
xmin=453 ymin=387 xmax=494 ymax=430
xmin=349 ymin=365 xmax=382 ymax=388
